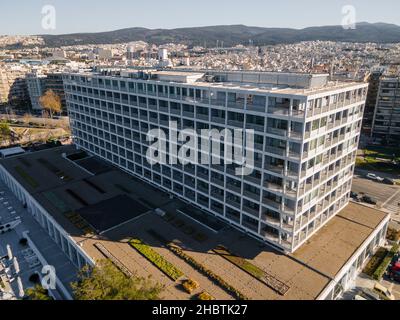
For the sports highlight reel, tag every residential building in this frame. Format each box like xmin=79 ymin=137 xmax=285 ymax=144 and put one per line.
xmin=0 ymin=145 xmax=390 ymax=300
xmin=26 ymin=71 xmax=67 ymax=112
xmin=363 ymin=70 xmax=383 ymax=135
xmin=371 ymin=76 xmax=400 ymax=144
xmin=63 ymin=69 xmax=368 ymax=253
xmin=0 ymin=63 xmax=30 ymax=106
xmin=26 ymin=72 xmax=47 ymax=110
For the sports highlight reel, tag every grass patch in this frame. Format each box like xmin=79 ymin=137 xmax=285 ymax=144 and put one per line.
xmin=129 ymin=239 xmax=184 ymax=281
xmin=14 ymin=166 xmax=39 ymax=188
xmin=372 ymin=244 xmax=400 ymax=280
xmin=168 ymin=243 xmax=248 ymax=300
xmin=213 ymin=245 xmax=290 ymax=296
xmin=146 ymin=229 xmax=248 ymax=300
xmin=356 ymin=146 xmax=400 ymax=175
xmin=363 ymin=247 xmax=388 ymax=277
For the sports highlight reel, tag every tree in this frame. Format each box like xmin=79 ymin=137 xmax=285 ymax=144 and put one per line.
xmin=39 ymin=89 xmax=62 ymax=119
xmin=25 ymin=285 xmax=53 ymax=300
xmin=71 ymin=259 xmax=163 ymax=300
xmin=0 ymin=121 xmax=11 ymax=140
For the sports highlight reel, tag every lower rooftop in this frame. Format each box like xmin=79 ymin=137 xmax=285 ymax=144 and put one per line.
xmin=0 ymin=145 xmax=390 ymax=300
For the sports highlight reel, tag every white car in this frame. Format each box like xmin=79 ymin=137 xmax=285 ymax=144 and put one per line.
xmin=366 ymin=173 xmax=384 ymax=182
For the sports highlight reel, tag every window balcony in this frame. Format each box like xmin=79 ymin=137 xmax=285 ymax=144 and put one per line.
xmin=267 ymin=127 xmax=288 ymax=137
xmin=227 ymin=101 xmax=245 ymax=110
xmin=265 ymin=164 xmax=285 ymax=175
xmin=211 ymin=116 xmax=226 ymax=124
xmin=264 ymin=181 xmax=284 ymax=192
xmin=243 ymin=190 xmax=260 ymax=201
xmin=263 ymin=197 xmax=282 ymax=210
xmin=243 ymin=205 xmax=260 ymax=218
xmin=265 ymin=146 xmax=286 ymax=156
xmin=268 ymin=107 xmax=290 ymax=116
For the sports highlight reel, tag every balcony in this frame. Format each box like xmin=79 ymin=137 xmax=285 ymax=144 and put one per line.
xmin=211 ymin=116 xmax=226 ymax=124
xmin=182 ymin=111 xmax=194 ymax=118
xmin=211 ymin=176 xmax=224 ymax=187
xmin=247 ymin=104 xmax=265 ymax=113
xmin=243 ymin=205 xmax=260 ymax=218
xmin=265 ymin=164 xmax=285 ymax=175
xmin=246 ymin=123 xmax=265 ymax=132
xmin=264 ymin=181 xmax=284 ymax=193
xmin=265 ymin=146 xmax=286 ymax=156
xmin=227 ymin=120 xmax=244 ymax=128
xmin=267 ymin=127 xmax=288 ymax=137
xmin=226 ymin=198 xmax=241 ymax=209
xmin=226 ymin=183 xmax=241 ymax=195
xmin=196 ymin=113 xmax=209 ymax=121
xmin=227 ymin=101 xmax=245 ymax=110
xmin=263 ymin=197 xmax=282 ymax=210
xmin=210 ymin=99 xmax=226 ymax=108
xmin=268 ymin=107 xmax=290 ymax=116
xmin=243 ymin=190 xmax=260 ymax=201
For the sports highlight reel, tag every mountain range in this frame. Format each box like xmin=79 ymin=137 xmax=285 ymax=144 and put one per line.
xmin=38 ymin=22 xmax=400 ymax=47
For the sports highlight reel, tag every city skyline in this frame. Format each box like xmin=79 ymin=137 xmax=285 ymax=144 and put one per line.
xmin=1 ymin=0 xmax=400 ymax=35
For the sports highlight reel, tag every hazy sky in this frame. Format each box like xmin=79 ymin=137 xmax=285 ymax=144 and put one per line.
xmin=1 ymin=0 xmax=399 ymax=35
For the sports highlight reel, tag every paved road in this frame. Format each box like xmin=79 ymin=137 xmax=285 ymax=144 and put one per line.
xmin=382 ymin=277 xmax=400 ymax=300
xmin=352 ymin=174 xmax=400 ymax=217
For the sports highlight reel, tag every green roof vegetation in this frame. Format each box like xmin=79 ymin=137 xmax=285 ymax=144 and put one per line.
xmin=129 ymin=239 xmax=184 ymax=281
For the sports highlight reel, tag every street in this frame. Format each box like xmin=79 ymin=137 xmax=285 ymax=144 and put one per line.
xmin=352 ymin=171 xmax=400 ymax=222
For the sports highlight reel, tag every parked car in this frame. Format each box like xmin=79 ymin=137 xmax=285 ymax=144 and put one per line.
xmin=389 ymin=262 xmax=400 ymax=282
xmin=373 ymin=283 xmax=395 ymax=301
xmin=353 ymin=294 xmax=368 ymax=300
xmin=383 ymin=178 xmax=396 ymax=185
xmin=350 ymin=191 xmax=359 ymax=200
xmin=361 ymin=195 xmax=377 ymax=205
xmin=366 ymin=173 xmax=384 ymax=182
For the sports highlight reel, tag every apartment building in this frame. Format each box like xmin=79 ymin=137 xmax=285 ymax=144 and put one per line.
xmin=363 ymin=70 xmax=383 ymax=135
xmin=26 ymin=71 xmax=67 ymax=112
xmin=26 ymin=72 xmax=47 ymax=110
xmin=63 ymin=69 xmax=367 ymax=253
xmin=0 ymin=63 xmax=30 ymax=106
xmin=371 ymin=76 xmax=400 ymax=144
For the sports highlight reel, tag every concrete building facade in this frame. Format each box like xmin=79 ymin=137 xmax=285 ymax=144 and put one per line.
xmin=371 ymin=76 xmax=400 ymax=144
xmin=63 ymin=69 xmax=368 ymax=253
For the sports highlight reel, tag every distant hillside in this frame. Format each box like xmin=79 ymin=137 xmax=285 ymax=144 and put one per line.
xmin=39 ymin=22 xmax=400 ymax=47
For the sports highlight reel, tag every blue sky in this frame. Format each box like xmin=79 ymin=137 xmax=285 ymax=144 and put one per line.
xmin=1 ymin=0 xmax=399 ymax=35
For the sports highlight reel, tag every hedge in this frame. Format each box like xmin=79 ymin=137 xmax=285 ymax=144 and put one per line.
xmin=167 ymin=243 xmax=248 ymax=300
xmin=129 ymin=239 xmax=184 ymax=281
xmin=373 ymin=244 xmax=400 ymax=280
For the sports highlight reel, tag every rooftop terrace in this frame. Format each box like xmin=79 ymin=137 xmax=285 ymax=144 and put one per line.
xmin=67 ymin=68 xmax=367 ymax=97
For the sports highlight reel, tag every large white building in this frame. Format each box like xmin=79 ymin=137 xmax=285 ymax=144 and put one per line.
xmin=63 ymin=69 xmax=368 ymax=253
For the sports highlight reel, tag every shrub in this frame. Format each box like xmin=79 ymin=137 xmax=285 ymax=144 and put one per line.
xmin=167 ymin=243 xmax=248 ymax=300
xmin=387 ymin=228 xmax=400 ymax=242
xmin=129 ymin=239 xmax=184 ymax=281
xmin=197 ymin=291 xmax=214 ymax=300
xmin=363 ymin=248 xmax=388 ymax=276
xmin=373 ymin=244 xmax=400 ymax=280
xmin=182 ymin=279 xmax=199 ymax=294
